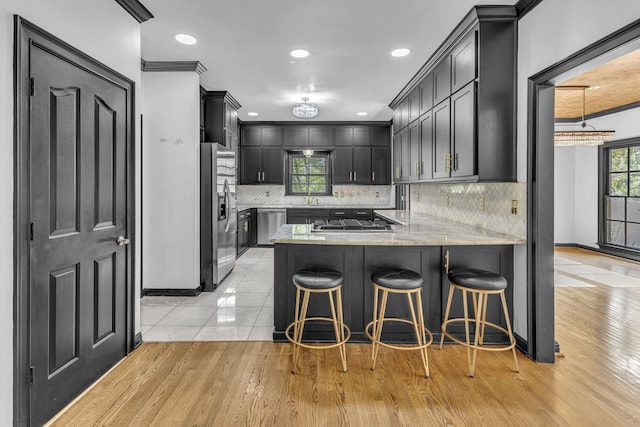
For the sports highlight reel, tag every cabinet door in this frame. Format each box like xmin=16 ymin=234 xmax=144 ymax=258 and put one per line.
xmin=240 ymin=146 xmax=262 ymax=184
xmin=399 ymin=99 xmax=409 ymax=129
xmin=261 ymin=127 xmax=283 ymax=146
xmin=353 ymin=127 xmax=371 ymax=146
xmin=393 ymin=109 xmax=402 ymax=134
xmin=333 ymin=146 xmax=353 ymax=184
xmin=408 ymin=87 xmax=420 ymax=123
xmin=335 ymin=127 xmax=353 ymax=146
xmin=352 ymin=146 xmax=372 ymax=184
xmin=392 ymin=130 xmax=403 ymax=182
xmin=370 ymin=127 xmax=390 ymax=146
xmin=371 ymin=147 xmax=390 ymax=185
xmin=433 ymin=56 xmax=451 ymax=106
xmin=451 ymin=82 xmax=475 ymax=177
xmin=432 ymin=99 xmax=451 ymax=179
xmin=242 ymin=127 xmax=262 ymax=146
xmin=399 ymin=128 xmax=411 ymax=182
xmin=451 ymin=31 xmax=477 ymax=94
xmin=261 ymin=147 xmax=284 ymax=184
xmin=283 ymin=127 xmax=309 ymax=147
xmin=419 ymin=73 xmax=434 ymax=115
xmin=309 ymin=127 xmax=334 ymax=147
xmin=408 ymin=120 xmax=421 ymax=181
xmin=419 ymin=111 xmax=433 ymax=180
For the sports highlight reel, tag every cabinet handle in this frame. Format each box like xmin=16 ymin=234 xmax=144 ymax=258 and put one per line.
xmin=445 ymin=154 xmax=452 ymax=173
xmin=349 ymin=171 xmax=353 ymax=182
xmin=372 ymin=171 xmax=375 ymax=182
xmin=257 ymin=171 xmax=261 ymax=182
xmin=454 ymin=153 xmax=458 ymax=171
xmin=444 ymin=250 xmax=450 ymax=274
xmin=243 ymin=222 xmax=248 ymax=232
xmin=262 ymin=171 xmax=265 ymax=181
xmin=354 ymin=171 xmax=357 ymax=182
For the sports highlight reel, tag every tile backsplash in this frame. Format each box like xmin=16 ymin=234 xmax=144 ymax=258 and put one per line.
xmin=410 ymin=182 xmax=526 ymax=238
xmin=237 ymin=185 xmax=394 ymax=207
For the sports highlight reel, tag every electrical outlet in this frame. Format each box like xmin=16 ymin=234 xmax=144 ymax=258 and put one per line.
xmin=445 ymin=195 xmax=450 ymax=206
xmin=375 ymin=191 xmax=380 ymax=198
xmin=266 ymin=191 xmax=270 ymax=197
xmin=480 ymin=197 xmax=485 ymax=211
xmin=511 ymin=200 xmax=518 ymax=215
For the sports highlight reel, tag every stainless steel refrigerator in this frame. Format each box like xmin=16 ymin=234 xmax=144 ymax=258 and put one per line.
xmin=200 ymin=143 xmax=236 ymax=291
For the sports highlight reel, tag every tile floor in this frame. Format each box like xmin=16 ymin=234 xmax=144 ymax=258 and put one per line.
xmin=141 ymin=247 xmax=275 ymax=341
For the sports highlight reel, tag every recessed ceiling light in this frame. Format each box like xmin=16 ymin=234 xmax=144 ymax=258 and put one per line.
xmin=391 ymin=48 xmax=411 ymax=57
xmin=357 ymin=112 xmax=368 ymax=116
xmin=247 ymin=112 xmax=259 ymax=117
xmin=588 ymin=85 xmax=601 ymax=90
xmin=290 ymin=49 xmax=310 ymax=58
xmin=175 ymin=34 xmax=197 ymax=45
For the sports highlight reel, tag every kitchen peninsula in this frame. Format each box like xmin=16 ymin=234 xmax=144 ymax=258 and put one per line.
xmin=271 ymin=210 xmax=525 ymax=343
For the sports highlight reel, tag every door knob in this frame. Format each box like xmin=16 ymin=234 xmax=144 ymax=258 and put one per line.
xmin=116 ymin=236 xmax=130 ymax=246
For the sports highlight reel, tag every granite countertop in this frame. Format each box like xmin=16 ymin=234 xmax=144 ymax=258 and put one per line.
xmin=270 ymin=210 xmax=526 ymax=246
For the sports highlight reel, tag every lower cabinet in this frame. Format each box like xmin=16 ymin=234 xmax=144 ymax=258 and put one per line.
xmin=286 ymin=208 xmax=329 ymax=224
xmin=273 ymin=243 xmax=515 ymax=343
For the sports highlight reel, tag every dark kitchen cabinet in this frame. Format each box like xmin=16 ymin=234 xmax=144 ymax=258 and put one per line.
xmin=408 ymin=87 xmax=420 ymax=124
xmin=433 ymin=56 xmax=451 ymax=106
xmin=309 ymin=127 xmax=334 ymax=147
xmin=353 ymin=127 xmax=371 ymax=146
xmin=334 ymin=146 xmax=371 ymax=184
xmin=389 ymin=6 xmax=516 ymax=183
xmin=335 ymin=127 xmax=353 ymax=146
xmin=371 ymin=127 xmax=390 ymax=146
xmin=283 ymin=127 xmax=309 ymax=147
xmin=432 ymin=100 xmax=451 ymax=179
xmin=237 ymin=209 xmax=253 ymax=257
xmin=353 ymin=146 xmax=372 ymax=184
xmin=451 ymin=31 xmax=477 ymax=93
xmin=451 ymin=82 xmax=476 ymax=178
xmin=407 ymin=120 xmax=421 ymax=181
xmin=394 ymin=127 xmax=409 ymax=181
xmin=202 ymin=91 xmax=241 ymax=151
xmin=240 ymin=126 xmax=284 ymax=184
xmin=287 ymin=208 xmax=330 ymax=224
xmin=371 ymin=146 xmax=391 ymax=184
xmin=333 ymin=147 xmax=353 ymax=184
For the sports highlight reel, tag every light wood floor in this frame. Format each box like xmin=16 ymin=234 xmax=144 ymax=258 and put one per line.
xmin=48 ymin=248 xmax=640 ymax=426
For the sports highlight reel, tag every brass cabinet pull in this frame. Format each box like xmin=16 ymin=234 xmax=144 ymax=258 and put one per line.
xmin=444 ymin=250 xmax=450 ymax=274
xmin=257 ymin=171 xmax=261 ymax=181
xmin=243 ymin=221 xmax=248 ymax=232
xmin=354 ymin=171 xmax=357 ymax=181
xmin=349 ymin=171 xmax=353 ymax=181
xmin=372 ymin=171 xmax=376 ymax=182
xmin=262 ymin=171 xmax=265 ymax=181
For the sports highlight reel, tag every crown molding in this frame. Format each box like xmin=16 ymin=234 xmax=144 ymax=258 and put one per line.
xmin=114 ymin=0 xmax=153 ymax=23
xmin=141 ymin=60 xmax=207 ymax=75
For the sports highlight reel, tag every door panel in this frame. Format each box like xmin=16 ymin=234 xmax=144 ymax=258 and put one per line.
xmin=433 ymin=99 xmax=451 ymax=179
xmin=29 ymin=43 xmax=128 ymax=425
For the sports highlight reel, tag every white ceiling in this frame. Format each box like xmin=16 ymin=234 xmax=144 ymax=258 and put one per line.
xmin=141 ymin=0 xmax=516 ymax=122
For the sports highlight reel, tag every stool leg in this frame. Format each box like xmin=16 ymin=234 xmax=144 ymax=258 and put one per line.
xmin=479 ymin=293 xmax=489 ymax=346
xmin=371 ymin=284 xmax=379 ymax=362
xmin=372 ymin=289 xmax=388 ymax=371
xmin=291 ymin=287 xmax=301 ymax=372
xmin=500 ymin=291 xmax=520 ymax=373
xmin=440 ymin=284 xmax=455 ymax=349
xmin=470 ymin=292 xmax=485 ymax=378
xmin=328 ymin=288 xmax=347 ymax=372
xmin=293 ymin=289 xmax=311 ymax=371
xmin=462 ymin=289 xmax=474 ymax=377
xmin=336 ymin=287 xmax=348 ymax=371
xmin=408 ymin=291 xmax=429 ymax=378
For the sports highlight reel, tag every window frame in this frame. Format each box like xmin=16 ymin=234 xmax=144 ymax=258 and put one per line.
xmin=285 ymin=151 xmax=332 ymax=196
xmin=598 ymin=137 xmax=640 ymax=258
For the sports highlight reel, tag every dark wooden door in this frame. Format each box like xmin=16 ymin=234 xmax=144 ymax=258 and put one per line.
xmin=352 ymin=147 xmax=372 ymax=184
xmin=419 ymin=111 xmax=433 ymax=180
xmin=371 ymin=147 xmax=390 ymax=185
xmin=240 ymin=146 xmax=262 ymax=184
xmin=334 ymin=147 xmax=353 ymax=184
xmin=29 ymin=43 xmax=129 ymax=425
xmin=432 ymin=99 xmax=451 ymax=179
xmin=261 ymin=147 xmax=283 ymax=184
xmin=451 ymin=82 xmax=476 ymax=177
xmin=408 ymin=121 xmax=420 ymax=181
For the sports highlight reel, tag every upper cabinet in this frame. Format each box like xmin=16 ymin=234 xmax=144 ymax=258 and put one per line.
xmin=390 ymin=6 xmax=517 ymax=184
xmin=201 ymin=90 xmax=241 ymax=151
xmin=240 ymin=126 xmax=284 ymax=184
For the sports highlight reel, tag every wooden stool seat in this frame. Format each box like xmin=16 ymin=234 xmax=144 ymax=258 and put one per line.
xmin=365 ymin=267 xmax=432 ymax=378
xmin=285 ymin=268 xmax=350 ymax=373
xmin=440 ymin=267 xmax=520 ymax=378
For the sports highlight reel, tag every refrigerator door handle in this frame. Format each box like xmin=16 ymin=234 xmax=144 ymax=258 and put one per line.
xmin=223 ymin=179 xmax=232 ymax=233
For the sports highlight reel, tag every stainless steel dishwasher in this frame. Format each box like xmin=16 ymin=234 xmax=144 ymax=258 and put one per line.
xmin=257 ymin=208 xmax=287 ymax=245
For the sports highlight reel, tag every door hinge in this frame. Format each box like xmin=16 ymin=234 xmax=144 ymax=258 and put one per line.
xmin=30 ymin=77 xmax=34 ymax=96
xmin=29 ymin=223 xmax=34 ymax=241
xmin=29 ymin=366 xmax=34 ymax=385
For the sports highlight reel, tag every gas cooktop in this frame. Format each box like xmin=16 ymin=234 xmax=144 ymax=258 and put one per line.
xmin=310 ymin=218 xmax=394 ymax=232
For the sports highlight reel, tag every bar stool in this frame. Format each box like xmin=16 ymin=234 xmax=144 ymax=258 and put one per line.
xmin=440 ymin=267 xmax=520 ymax=378
xmin=365 ymin=267 xmax=432 ymax=377
xmin=285 ymin=267 xmax=350 ymax=373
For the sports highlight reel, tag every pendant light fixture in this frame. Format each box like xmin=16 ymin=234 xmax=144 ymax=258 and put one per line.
xmin=554 ymin=86 xmax=615 ymax=146
xmin=292 ymin=97 xmax=318 ymax=119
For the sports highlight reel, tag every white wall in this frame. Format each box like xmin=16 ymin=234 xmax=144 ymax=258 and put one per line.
xmin=0 ymin=1 xmax=141 ymax=423
xmin=142 ymin=72 xmax=201 ymax=290
xmin=516 ymin=0 xmax=640 ymax=339
xmin=554 ymin=107 xmax=640 ymax=247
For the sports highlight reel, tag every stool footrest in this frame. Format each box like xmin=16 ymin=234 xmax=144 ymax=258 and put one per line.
xmin=286 ymin=317 xmax=351 ymax=350
xmin=440 ymin=318 xmax=516 ymax=351
xmin=365 ymin=319 xmax=433 ymax=351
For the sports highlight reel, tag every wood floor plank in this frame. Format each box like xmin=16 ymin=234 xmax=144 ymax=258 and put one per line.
xmin=47 ymin=248 xmax=640 ymax=426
